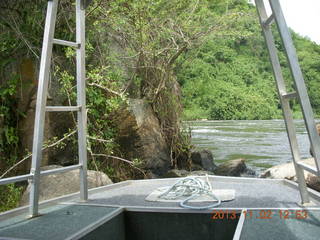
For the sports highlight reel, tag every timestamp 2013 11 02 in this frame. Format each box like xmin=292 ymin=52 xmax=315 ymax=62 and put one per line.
xmin=211 ymin=209 xmax=308 ymax=220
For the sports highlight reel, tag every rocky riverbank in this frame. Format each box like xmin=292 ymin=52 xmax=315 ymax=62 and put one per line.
xmin=261 ymin=158 xmax=320 ymax=192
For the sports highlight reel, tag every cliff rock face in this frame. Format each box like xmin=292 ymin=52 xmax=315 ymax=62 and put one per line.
xmin=115 ymin=99 xmax=171 ymax=176
xmin=17 ymin=59 xmax=52 ymax=171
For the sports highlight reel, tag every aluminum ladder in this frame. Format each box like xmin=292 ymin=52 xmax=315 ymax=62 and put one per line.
xmin=255 ymin=0 xmax=320 ymax=204
xmin=0 ymin=0 xmax=90 ymax=217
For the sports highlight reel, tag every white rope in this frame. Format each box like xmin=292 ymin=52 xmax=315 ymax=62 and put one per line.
xmin=158 ymin=175 xmax=221 ymax=210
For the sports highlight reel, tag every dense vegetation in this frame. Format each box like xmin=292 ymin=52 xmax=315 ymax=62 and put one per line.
xmin=177 ymin=2 xmax=320 ymax=120
xmin=0 ymin=0 xmax=229 ymax=211
xmin=1 ymin=0 xmax=320 ymax=211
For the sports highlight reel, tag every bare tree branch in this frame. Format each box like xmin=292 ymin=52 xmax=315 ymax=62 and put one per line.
xmin=0 ymin=130 xmax=77 ymax=179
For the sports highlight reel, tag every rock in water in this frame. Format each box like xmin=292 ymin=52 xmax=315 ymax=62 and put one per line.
xmin=306 ymin=175 xmax=320 ymax=192
xmin=115 ymin=99 xmax=171 ymax=175
xmin=191 ymin=149 xmax=216 ymax=172
xmin=260 ymin=158 xmax=315 ymax=179
xmin=214 ymin=158 xmax=253 ymax=177
xmin=261 ymin=158 xmax=320 ymax=192
xmin=19 ymin=165 xmax=113 ymax=206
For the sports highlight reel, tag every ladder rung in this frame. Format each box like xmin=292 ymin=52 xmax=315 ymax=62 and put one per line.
xmin=297 ymin=162 xmax=319 ymax=176
xmin=0 ymin=173 xmax=33 ymax=185
xmin=53 ymin=39 xmax=80 ymax=48
xmin=281 ymin=91 xmax=297 ymax=99
xmin=46 ymin=106 xmax=81 ymax=112
xmin=40 ymin=164 xmax=82 ymax=177
xmin=263 ymin=13 xmax=275 ymax=27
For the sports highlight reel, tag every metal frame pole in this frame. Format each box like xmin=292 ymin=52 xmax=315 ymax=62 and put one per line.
xmin=29 ymin=0 xmax=59 ymax=217
xmin=255 ymin=0 xmax=310 ymax=204
xmin=76 ymin=0 xmax=88 ymax=201
xmin=269 ymin=0 xmax=320 ymax=172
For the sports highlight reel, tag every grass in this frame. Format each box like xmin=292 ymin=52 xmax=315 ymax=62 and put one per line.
xmin=0 ymin=184 xmax=24 ymax=213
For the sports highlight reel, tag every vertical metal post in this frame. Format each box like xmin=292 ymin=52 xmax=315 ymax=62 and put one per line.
xmin=29 ymin=0 xmax=59 ymax=217
xmin=255 ymin=0 xmax=310 ymax=204
xmin=269 ymin=0 xmax=320 ymax=172
xmin=76 ymin=0 xmax=88 ymax=201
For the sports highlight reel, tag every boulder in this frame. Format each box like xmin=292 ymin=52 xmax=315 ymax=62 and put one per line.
xmin=187 ymin=170 xmax=214 ymax=176
xmin=20 ymin=165 xmax=113 ymax=206
xmin=306 ymin=175 xmax=320 ymax=192
xmin=165 ymin=169 xmax=189 ymax=178
xmin=214 ymin=158 xmax=254 ymax=177
xmin=191 ymin=150 xmax=216 ymax=172
xmin=261 ymin=158 xmax=320 ymax=192
xmin=114 ymin=99 xmax=171 ymax=175
xmin=309 ymin=123 xmax=320 ymax=157
xmin=164 ymin=169 xmax=214 ymax=178
xmin=260 ymin=158 xmax=315 ymax=179
xmin=190 ymin=163 xmax=204 ymax=171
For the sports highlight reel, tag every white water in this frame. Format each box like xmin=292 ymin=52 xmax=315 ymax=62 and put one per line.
xmin=187 ymin=120 xmax=311 ymax=175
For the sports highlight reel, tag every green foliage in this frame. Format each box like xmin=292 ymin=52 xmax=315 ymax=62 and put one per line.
xmin=293 ymin=33 xmax=320 ymax=115
xmin=178 ymin=1 xmax=320 ymax=120
xmin=0 ymin=74 xmax=19 ymax=167
xmin=56 ymin=64 xmax=126 ymax=178
xmin=0 ymin=184 xmax=23 ymax=212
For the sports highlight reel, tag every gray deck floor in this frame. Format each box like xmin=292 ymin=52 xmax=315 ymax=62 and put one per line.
xmin=0 ymin=205 xmax=120 ymax=240
xmin=240 ymin=210 xmax=320 ymax=240
xmin=1 ymin=176 xmax=320 ymax=240
xmin=86 ymin=177 xmax=320 ymax=209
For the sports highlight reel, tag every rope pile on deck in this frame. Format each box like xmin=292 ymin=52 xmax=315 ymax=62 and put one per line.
xmin=158 ymin=176 xmax=221 ymax=210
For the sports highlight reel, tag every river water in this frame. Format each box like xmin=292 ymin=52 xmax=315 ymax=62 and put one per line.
xmin=187 ymin=120 xmax=312 ymax=175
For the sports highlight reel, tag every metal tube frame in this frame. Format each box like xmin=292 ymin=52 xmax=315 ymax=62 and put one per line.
xmin=268 ymin=0 xmax=320 ymax=172
xmin=254 ymin=0 xmax=310 ymax=204
xmin=29 ymin=0 xmax=59 ymax=217
xmin=0 ymin=165 xmax=82 ymax=185
xmin=76 ymin=0 xmax=88 ymax=202
xmin=0 ymin=0 xmax=89 ymax=217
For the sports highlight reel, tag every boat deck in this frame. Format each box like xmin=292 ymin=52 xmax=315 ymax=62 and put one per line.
xmin=87 ymin=176 xmax=320 ymax=209
xmin=0 ymin=176 xmax=320 ymax=240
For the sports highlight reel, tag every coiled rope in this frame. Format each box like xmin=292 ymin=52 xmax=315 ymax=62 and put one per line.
xmin=158 ymin=176 xmax=221 ymax=210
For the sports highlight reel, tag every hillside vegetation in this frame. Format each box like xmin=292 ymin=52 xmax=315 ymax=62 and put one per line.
xmin=177 ymin=1 xmax=320 ymax=120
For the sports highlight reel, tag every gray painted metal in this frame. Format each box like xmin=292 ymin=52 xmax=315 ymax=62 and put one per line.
xmin=66 ymin=207 xmax=124 ymax=240
xmin=76 ymin=0 xmax=88 ymax=202
xmin=40 ymin=164 xmax=82 ymax=176
xmin=232 ymin=209 xmax=246 ymax=240
xmin=269 ymin=0 xmax=320 ymax=173
xmin=281 ymin=92 xmax=298 ymax=99
xmin=297 ymin=162 xmax=318 ymax=176
xmin=45 ymin=106 xmax=81 ymax=112
xmin=255 ymin=0 xmax=310 ymax=204
xmin=52 ymin=39 xmax=80 ymax=48
xmin=263 ymin=13 xmax=274 ymax=27
xmin=29 ymin=0 xmax=59 ymax=217
xmin=0 ymin=174 xmax=32 ymax=185
xmin=0 ymin=165 xmax=82 ymax=185
xmin=27 ymin=0 xmax=88 ymax=216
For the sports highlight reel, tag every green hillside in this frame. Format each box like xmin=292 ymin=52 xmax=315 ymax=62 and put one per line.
xmin=177 ymin=1 xmax=320 ymax=120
